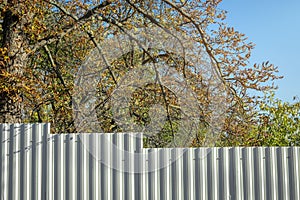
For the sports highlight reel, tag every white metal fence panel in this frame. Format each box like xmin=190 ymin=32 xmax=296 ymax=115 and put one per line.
xmin=1 ymin=123 xmax=300 ymax=200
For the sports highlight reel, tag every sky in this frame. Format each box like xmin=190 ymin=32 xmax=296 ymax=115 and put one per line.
xmin=219 ymin=1 xmax=300 ymax=102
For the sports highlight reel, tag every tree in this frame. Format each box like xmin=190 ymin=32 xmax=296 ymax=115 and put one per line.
xmin=1 ymin=0 xmax=282 ymax=146
xmin=253 ymin=92 xmax=300 ymax=146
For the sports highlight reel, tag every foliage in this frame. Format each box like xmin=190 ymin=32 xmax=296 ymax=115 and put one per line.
xmin=1 ymin=0 xmax=294 ymax=147
xmin=253 ymin=92 xmax=300 ymax=146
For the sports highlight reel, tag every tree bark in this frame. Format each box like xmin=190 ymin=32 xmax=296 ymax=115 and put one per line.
xmin=0 ymin=5 xmax=29 ymax=123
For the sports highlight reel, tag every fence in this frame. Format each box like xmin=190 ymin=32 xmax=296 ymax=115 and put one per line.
xmin=1 ymin=123 xmax=300 ymax=200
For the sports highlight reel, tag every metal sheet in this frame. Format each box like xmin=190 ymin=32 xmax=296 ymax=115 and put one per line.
xmin=1 ymin=124 xmax=300 ymax=200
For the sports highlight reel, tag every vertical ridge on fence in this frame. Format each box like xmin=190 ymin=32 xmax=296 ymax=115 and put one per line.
xmin=1 ymin=123 xmax=300 ymax=200
xmin=0 ymin=124 xmax=2 ymax=199
xmin=289 ymin=147 xmax=300 ymax=200
xmin=0 ymin=124 xmax=50 ymax=200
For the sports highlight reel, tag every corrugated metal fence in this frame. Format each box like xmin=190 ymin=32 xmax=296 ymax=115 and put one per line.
xmin=1 ymin=124 xmax=300 ymax=200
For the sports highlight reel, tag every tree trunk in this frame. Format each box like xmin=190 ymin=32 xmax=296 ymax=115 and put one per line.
xmin=0 ymin=5 xmax=29 ymax=123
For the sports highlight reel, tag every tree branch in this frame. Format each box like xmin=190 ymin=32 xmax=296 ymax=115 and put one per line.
xmin=44 ymin=45 xmax=72 ymax=99
xmin=31 ymin=0 xmax=111 ymax=52
xmin=46 ymin=0 xmax=78 ymax=20
xmin=86 ymin=31 xmax=118 ymax=85
xmin=162 ymin=0 xmax=240 ymax=102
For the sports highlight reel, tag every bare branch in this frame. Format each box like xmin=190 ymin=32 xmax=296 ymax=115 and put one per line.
xmin=43 ymin=45 xmax=56 ymax=67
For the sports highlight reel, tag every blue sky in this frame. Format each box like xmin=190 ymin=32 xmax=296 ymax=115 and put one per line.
xmin=219 ymin=1 xmax=300 ymax=102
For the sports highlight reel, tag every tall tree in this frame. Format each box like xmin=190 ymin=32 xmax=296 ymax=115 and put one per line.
xmin=0 ymin=0 xmax=282 ymax=146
